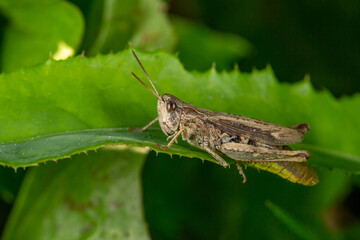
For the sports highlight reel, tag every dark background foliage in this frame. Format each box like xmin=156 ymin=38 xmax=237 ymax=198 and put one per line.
xmin=171 ymin=0 xmax=360 ymax=97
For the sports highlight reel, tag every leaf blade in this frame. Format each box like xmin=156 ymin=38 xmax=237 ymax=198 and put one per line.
xmin=0 ymin=49 xmax=359 ymax=174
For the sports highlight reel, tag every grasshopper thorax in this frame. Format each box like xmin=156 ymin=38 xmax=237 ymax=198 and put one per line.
xmin=157 ymin=94 xmax=183 ymax=136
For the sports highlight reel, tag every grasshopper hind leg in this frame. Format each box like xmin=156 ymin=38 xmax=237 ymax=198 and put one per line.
xmin=202 ymin=142 xmax=247 ymax=183
xmin=235 ymin=162 xmax=247 ymax=183
xmin=202 ymin=142 xmax=229 ymax=168
xmin=288 ymin=123 xmax=309 ymax=135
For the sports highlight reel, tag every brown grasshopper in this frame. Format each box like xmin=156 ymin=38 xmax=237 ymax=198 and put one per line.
xmin=130 ymin=50 xmax=318 ymax=186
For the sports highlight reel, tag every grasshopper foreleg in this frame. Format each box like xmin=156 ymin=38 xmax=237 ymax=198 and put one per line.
xmin=167 ymin=133 xmax=179 ymax=143
xmin=155 ymin=129 xmax=184 ymax=150
xmin=128 ymin=117 xmax=158 ymax=132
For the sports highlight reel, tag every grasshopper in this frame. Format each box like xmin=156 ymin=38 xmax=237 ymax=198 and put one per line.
xmin=130 ymin=50 xmax=318 ymax=186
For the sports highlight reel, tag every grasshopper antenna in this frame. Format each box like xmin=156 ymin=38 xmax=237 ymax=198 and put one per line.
xmin=131 ymin=72 xmax=161 ymax=100
xmin=131 ymin=50 xmax=161 ymax=99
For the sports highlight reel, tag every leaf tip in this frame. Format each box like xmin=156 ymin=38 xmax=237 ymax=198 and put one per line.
xmin=303 ymin=74 xmax=311 ymax=82
xmin=265 ymin=63 xmax=272 ymax=70
xmin=211 ymin=62 xmax=216 ymax=71
xmin=234 ymin=62 xmax=239 ymax=71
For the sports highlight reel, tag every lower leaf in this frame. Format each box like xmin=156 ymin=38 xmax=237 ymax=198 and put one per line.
xmin=1 ymin=148 xmax=150 ymax=240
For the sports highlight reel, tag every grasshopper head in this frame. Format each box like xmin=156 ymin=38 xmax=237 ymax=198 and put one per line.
xmin=131 ymin=50 xmax=183 ymax=135
xmin=157 ymin=94 xmax=183 ymax=136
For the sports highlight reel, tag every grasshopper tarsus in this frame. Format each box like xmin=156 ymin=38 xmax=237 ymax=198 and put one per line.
xmin=128 ymin=127 xmax=141 ymax=132
xmin=236 ymin=162 xmax=247 ymax=183
xmin=128 ymin=127 xmax=147 ymax=132
xmin=154 ymin=143 xmax=169 ymax=150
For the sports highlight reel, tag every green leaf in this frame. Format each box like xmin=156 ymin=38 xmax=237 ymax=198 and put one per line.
xmin=172 ymin=16 xmax=253 ymax=71
xmin=83 ymin=0 xmax=176 ymax=56
xmin=0 ymin=128 xmax=211 ymax=168
xmin=2 ymin=148 xmax=150 ymax=240
xmin=0 ymin=0 xmax=84 ymax=72
xmin=0 ymin=49 xmax=359 ymax=174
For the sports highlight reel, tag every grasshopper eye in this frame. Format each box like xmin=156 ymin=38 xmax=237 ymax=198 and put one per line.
xmin=166 ymin=102 xmax=177 ymax=112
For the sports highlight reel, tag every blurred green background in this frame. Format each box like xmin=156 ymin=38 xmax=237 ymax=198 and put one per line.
xmin=1 ymin=0 xmax=360 ymax=239
xmin=170 ymin=0 xmax=360 ymax=97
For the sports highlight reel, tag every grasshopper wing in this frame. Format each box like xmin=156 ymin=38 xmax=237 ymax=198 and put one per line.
xmin=205 ymin=111 xmax=309 ymax=146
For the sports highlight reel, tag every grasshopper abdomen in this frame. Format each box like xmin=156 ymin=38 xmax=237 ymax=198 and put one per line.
xmin=246 ymin=161 xmax=318 ymax=185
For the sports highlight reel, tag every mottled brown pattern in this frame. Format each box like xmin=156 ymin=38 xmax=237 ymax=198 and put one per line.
xmin=158 ymin=94 xmax=318 ymax=186
xmin=131 ymin=50 xmax=317 ymax=185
